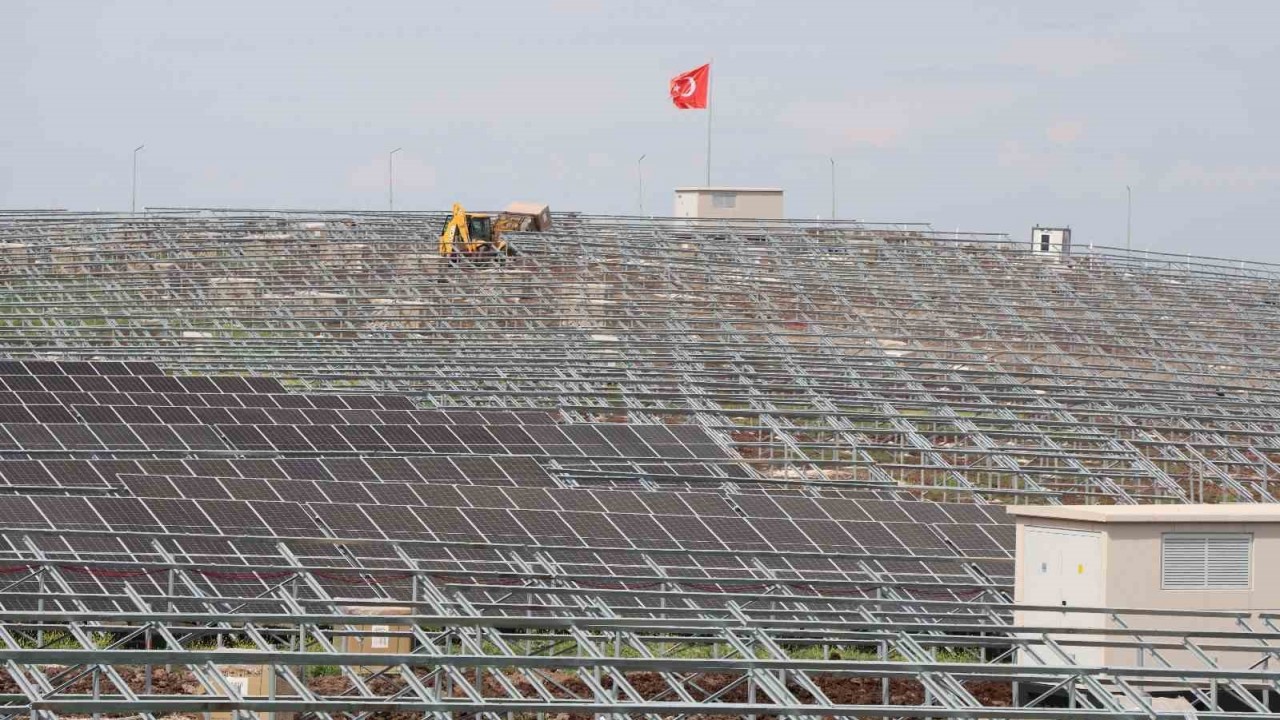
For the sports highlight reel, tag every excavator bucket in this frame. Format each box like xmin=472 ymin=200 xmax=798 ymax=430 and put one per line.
xmin=503 ymin=202 xmax=551 ymax=231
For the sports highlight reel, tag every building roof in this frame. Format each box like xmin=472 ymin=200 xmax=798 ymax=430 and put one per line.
xmin=674 ymin=187 xmax=784 ymax=193
xmin=1006 ymin=504 xmax=1280 ymax=523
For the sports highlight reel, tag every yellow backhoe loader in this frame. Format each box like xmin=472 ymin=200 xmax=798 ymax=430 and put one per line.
xmin=438 ymin=202 xmax=550 ymax=262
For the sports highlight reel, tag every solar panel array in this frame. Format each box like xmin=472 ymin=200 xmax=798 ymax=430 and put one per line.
xmin=4 ymin=211 xmax=1280 ymax=507
xmin=0 ymin=212 xmax=1274 ymax=717
xmin=0 ymin=360 xmax=1009 ymax=615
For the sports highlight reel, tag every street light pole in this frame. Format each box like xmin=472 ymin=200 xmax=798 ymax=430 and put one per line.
xmin=131 ymin=145 xmax=145 ymax=214
xmin=1126 ymin=185 xmax=1132 ymax=252
xmin=637 ymin=154 xmax=646 ymax=215
xmin=1126 ymin=184 xmax=1136 ymax=252
xmin=830 ymin=157 xmax=836 ymax=220
xmin=388 ymin=148 xmax=402 ymax=211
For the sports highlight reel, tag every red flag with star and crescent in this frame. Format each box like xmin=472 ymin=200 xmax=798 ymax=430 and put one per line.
xmin=670 ymin=64 xmax=710 ymax=109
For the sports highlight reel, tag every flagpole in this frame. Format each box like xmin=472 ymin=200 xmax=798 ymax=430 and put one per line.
xmin=705 ymin=60 xmax=713 ymax=186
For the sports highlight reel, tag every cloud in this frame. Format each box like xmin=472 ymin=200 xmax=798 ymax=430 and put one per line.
xmin=1158 ymin=163 xmax=1280 ymax=192
xmin=1000 ymin=36 xmax=1129 ymax=77
xmin=995 ymin=140 xmax=1144 ymax=200
xmin=547 ymin=0 xmax=605 ymax=13
xmin=776 ymin=83 xmax=1017 ymax=151
xmin=776 ymin=99 xmax=908 ymax=149
xmin=1045 ymin=119 xmax=1084 ymax=145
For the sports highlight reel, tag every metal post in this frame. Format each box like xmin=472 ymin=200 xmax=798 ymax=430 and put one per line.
xmin=705 ymin=60 xmax=713 ymax=186
xmin=131 ymin=145 xmax=145 ymax=214
xmin=637 ymin=154 xmax=646 ymax=215
xmin=1126 ymin=184 xmax=1132 ymax=252
xmin=388 ymin=148 xmax=402 ymax=211
xmin=830 ymin=157 xmax=836 ymax=220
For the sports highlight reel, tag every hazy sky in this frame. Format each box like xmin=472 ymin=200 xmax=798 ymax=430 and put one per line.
xmin=2 ymin=1 xmax=1277 ymax=259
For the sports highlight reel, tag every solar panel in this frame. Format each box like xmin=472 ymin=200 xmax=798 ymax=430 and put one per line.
xmin=857 ymin=500 xmax=911 ymax=523
xmin=493 ymin=456 xmax=553 ymax=485
xmin=206 ymin=376 xmax=251 ymax=394
xmin=71 ymin=405 xmax=119 ymax=424
xmin=733 ymin=495 xmax=785 ymax=518
xmin=466 ymin=508 xmax=530 ymax=544
xmin=4 ymin=376 xmax=46 ymax=392
xmin=140 ymin=498 xmax=216 ymax=533
xmin=840 ymin=521 xmax=906 ymax=551
xmin=363 ymin=482 xmax=421 ymax=506
xmin=585 ymin=425 xmax=634 ymax=453
xmin=201 ymin=392 xmax=243 ymax=409
xmin=264 ymin=407 xmax=309 ymax=425
xmin=268 ymin=478 xmax=328 ymax=503
xmin=562 ymin=426 xmax=617 ymax=456
xmin=504 ymin=487 xmax=559 ymax=510
xmin=73 ymin=375 xmax=115 ymax=392
xmin=369 ymin=424 xmax=427 ymax=451
xmin=0 ymin=460 xmax=55 ymax=486
xmin=274 ymin=458 xmax=331 ymax=481
xmin=608 ymin=513 xmax=679 ymax=548
xmin=119 ymin=474 xmax=181 ymax=498
xmin=217 ymin=424 xmax=273 ymax=451
xmin=151 ymin=406 xmax=200 ymax=424
xmin=297 ymin=424 xmax=353 ymax=451
xmin=228 ymin=408 xmax=273 ymax=424
xmin=659 ymin=515 xmax=721 ymax=550
xmin=408 ymin=483 xmax=467 ymax=507
xmin=201 ymin=500 xmax=270 ymax=534
xmin=257 ymin=424 xmax=314 ymax=452
xmin=324 ymin=458 xmax=379 ymax=483
xmin=43 ymin=460 xmax=106 ymax=486
xmin=171 ymin=475 xmax=231 ymax=499
xmin=587 ymin=489 xmax=648 ymax=514
xmin=123 ymin=362 xmax=163 ymax=376
xmin=142 ymin=376 xmax=187 ymax=394
xmin=374 ymin=395 xmax=416 ymax=411
xmin=678 ymin=492 xmax=736 ymax=516
xmin=6 ymin=423 xmax=63 ymax=450
xmin=221 ymin=477 xmax=281 ymax=502
xmin=243 ymin=377 xmax=286 ymax=394
xmin=317 ymin=481 xmax=375 ymax=505
xmin=362 ymin=457 xmax=421 ymax=483
xmin=457 ymin=485 xmax=513 ymax=509
xmin=20 ymin=361 xmax=62 ymax=376
xmin=308 ymin=502 xmax=378 ymax=535
xmin=412 ymin=506 xmax=483 ymax=541
xmin=335 ymin=409 xmax=380 ymax=425
xmin=884 ymin=522 xmax=951 ymax=551
xmin=561 ymin=511 xmax=626 ymax=544
xmin=308 ymin=395 xmax=347 ymax=410
xmin=362 ymin=504 xmax=430 ymax=538
xmin=451 ymin=457 xmax=510 ymax=483
xmin=799 ymin=519 xmax=860 ymax=552
xmin=406 ymin=457 xmax=465 ymax=481
xmin=46 ymin=424 xmax=105 ymax=451
xmin=132 ymin=424 xmax=188 ymax=450
xmin=412 ymin=425 xmax=468 ymax=453
xmin=92 ymin=497 xmax=163 ymax=532
xmin=636 ymin=492 xmax=694 ymax=516
xmin=28 ymin=407 xmax=76 ymax=422
xmin=0 ymin=406 xmax=37 ymax=423
xmin=190 ymin=407 xmax=237 ymax=424
xmin=56 ymin=362 xmax=98 ymax=376
xmin=272 ymin=394 xmax=314 ymax=410
xmin=30 ymin=496 xmax=106 ymax=530
xmin=175 ymin=376 xmax=219 ymax=394
xmin=108 ymin=376 xmax=151 ymax=393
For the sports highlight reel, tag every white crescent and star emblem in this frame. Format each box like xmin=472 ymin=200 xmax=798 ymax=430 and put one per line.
xmin=673 ymin=77 xmax=697 ymax=98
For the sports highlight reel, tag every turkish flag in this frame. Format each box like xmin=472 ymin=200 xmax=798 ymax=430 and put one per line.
xmin=670 ymin=64 xmax=710 ymax=109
